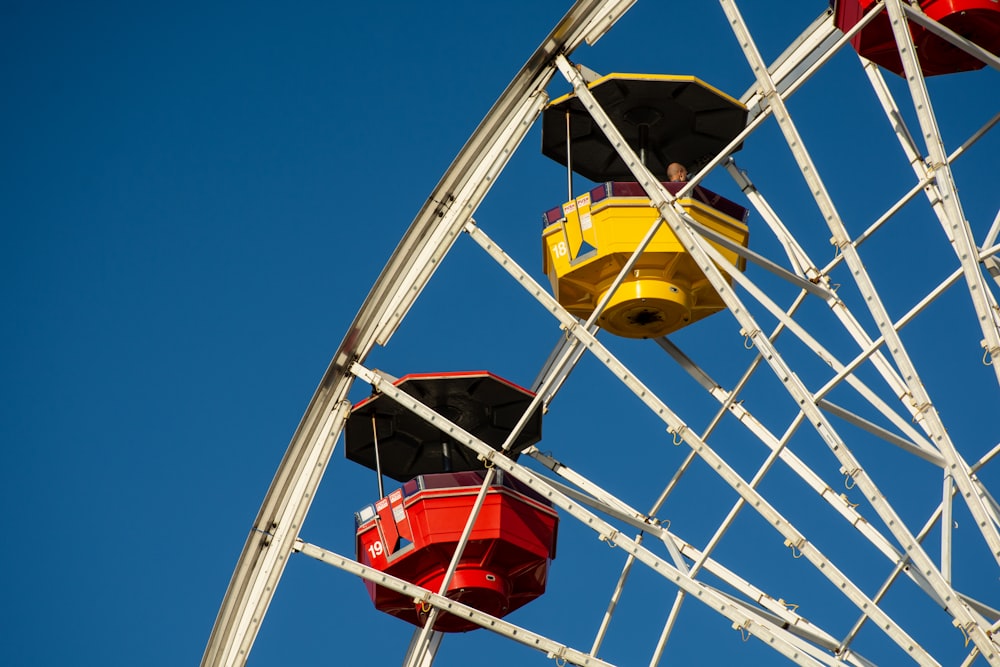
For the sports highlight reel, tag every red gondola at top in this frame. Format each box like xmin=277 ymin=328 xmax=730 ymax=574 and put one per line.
xmin=834 ymin=0 xmax=1000 ymax=76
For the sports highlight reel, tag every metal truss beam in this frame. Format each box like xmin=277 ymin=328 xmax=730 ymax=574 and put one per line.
xmin=464 ymin=215 xmax=931 ymax=664
xmin=350 ymin=363 xmax=845 ymax=667
xmin=294 ymin=540 xmax=615 ymax=667
xmin=554 ymin=20 xmax=993 ymax=656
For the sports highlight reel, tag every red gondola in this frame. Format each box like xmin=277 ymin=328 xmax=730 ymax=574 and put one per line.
xmin=355 ymin=470 xmax=558 ymax=632
xmin=834 ymin=0 xmax=1000 ymax=76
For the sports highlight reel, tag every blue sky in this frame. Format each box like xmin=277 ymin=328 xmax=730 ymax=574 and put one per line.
xmin=3 ymin=1 xmax=999 ymax=665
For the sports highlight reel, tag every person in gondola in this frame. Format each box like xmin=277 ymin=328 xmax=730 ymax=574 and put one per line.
xmin=667 ymin=161 xmax=721 ymax=213
xmin=667 ymin=162 xmax=688 ymax=182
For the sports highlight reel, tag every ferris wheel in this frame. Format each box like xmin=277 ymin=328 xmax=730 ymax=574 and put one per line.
xmin=203 ymin=1 xmax=1000 ymax=665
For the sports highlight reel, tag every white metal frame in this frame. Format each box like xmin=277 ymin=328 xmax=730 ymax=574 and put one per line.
xmin=203 ymin=1 xmax=1000 ymax=665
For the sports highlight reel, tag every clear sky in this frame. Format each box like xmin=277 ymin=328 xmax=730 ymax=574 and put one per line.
xmin=3 ymin=1 xmax=999 ymax=666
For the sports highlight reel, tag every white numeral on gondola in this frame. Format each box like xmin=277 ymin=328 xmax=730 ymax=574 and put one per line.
xmin=367 ymin=541 xmax=384 ymax=559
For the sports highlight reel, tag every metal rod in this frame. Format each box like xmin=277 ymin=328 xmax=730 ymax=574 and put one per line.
xmin=371 ymin=412 xmax=384 ymax=499
xmin=985 ymin=207 xmax=1000 ymax=250
xmin=566 ymin=109 xmax=574 ymax=203
xmin=440 ymin=440 xmax=452 ymax=472
xmin=295 ymin=540 xmax=613 ymax=667
xmin=404 ymin=468 xmax=499 ymax=666
xmin=639 ymin=123 xmax=648 ymax=165
xmin=942 ymin=473 xmax=954 ymax=583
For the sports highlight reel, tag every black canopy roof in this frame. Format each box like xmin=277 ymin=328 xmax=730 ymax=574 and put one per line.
xmin=542 ymin=73 xmax=747 ymax=182
xmin=345 ymin=371 xmax=543 ymax=482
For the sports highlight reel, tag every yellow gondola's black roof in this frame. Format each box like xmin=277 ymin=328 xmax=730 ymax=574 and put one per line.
xmin=542 ymin=73 xmax=747 ymax=182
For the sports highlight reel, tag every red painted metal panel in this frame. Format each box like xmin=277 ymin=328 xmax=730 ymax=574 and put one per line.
xmin=355 ymin=471 xmax=558 ymax=632
xmin=835 ymin=0 xmax=1000 ymax=76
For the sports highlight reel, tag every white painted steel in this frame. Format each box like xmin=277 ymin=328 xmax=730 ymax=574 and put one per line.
xmin=294 ymin=540 xmax=616 ymax=667
xmin=467 ymin=211 xmax=934 ymax=663
xmin=206 ymin=1 xmax=999 ymax=665
xmin=350 ymin=363 xmax=850 ymax=667
xmin=883 ymin=0 xmax=1000 ymax=550
xmin=723 ymin=2 xmax=1000 ymax=660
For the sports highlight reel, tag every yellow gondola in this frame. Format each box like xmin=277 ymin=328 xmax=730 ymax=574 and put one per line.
xmin=540 ymin=73 xmax=750 ymax=338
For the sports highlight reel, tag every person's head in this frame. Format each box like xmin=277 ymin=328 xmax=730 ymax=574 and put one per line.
xmin=667 ymin=162 xmax=688 ymax=182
